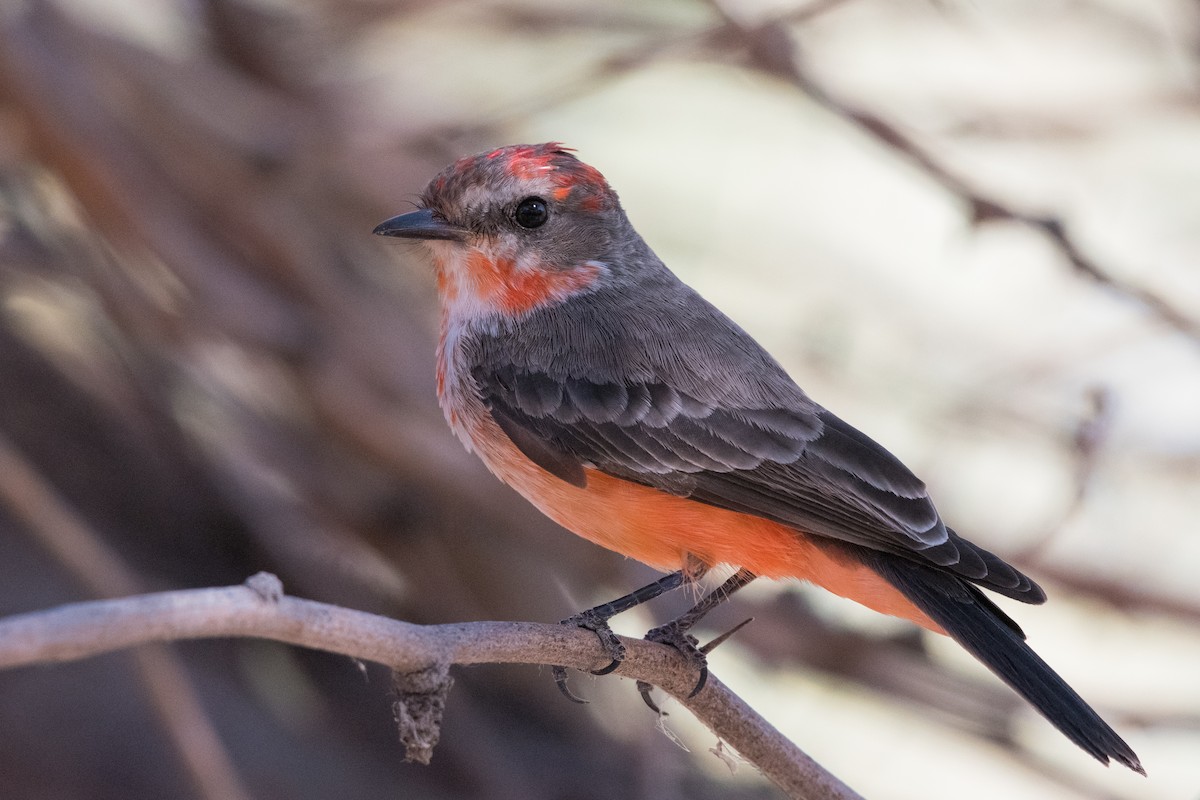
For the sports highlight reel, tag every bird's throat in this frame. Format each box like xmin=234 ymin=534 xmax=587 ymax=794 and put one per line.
xmin=430 ymin=243 xmax=603 ymax=318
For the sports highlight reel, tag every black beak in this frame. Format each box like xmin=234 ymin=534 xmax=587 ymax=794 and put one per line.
xmin=372 ymin=208 xmax=466 ymax=241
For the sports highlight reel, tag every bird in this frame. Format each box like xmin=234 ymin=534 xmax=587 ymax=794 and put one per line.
xmin=373 ymin=142 xmax=1142 ymax=774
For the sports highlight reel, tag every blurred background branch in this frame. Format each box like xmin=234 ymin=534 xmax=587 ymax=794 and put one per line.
xmin=0 ymin=1 xmax=1196 ymax=798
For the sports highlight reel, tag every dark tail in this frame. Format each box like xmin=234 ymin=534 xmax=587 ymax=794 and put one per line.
xmin=864 ymin=550 xmax=1144 ymax=774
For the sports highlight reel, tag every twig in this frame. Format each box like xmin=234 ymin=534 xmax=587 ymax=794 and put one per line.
xmin=1016 ymin=386 xmax=1114 ymax=562
xmin=0 ymin=578 xmax=865 ymax=800
xmin=703 ymin=2 xmax=1200 ymax=347
xmin=1019 ymin=559 xmax=1200 ymax=625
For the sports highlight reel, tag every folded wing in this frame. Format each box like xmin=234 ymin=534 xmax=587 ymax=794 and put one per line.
xmin=473 ymin=363 xmax=1042 ymax=603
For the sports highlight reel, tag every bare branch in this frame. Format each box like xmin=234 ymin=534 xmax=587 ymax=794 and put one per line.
xmin=0 ymin=577 xmax=865 ymax=800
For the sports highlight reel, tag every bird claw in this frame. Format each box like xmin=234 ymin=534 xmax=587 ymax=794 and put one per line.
xmin=590 ymin=658 xmax=622 ymax=676
xmin=552 ymin=665 xmax=589 ymax=704
xmin=552 ymin=609 xmax=628 ymax=702
xmin=638 ymin=616 xmax=752 ymax=709
xmin=549 ymin=571 xmax=748 ymax=705
xmin=645 ymin=620 xmax=709 ymax=698
xmin=564 ymin=608 xmax=628 ymax=664
xmin=637 ymin=679 xmax=663 ymax=714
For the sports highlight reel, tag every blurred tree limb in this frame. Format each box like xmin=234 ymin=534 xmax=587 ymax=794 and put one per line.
xmin=0 ymin=431 xmax=253 ymax=800
xmin=705 ymin=1 xmax=1200 ymax=348
xmin=0 ymin=575 xmax=865 ymax=800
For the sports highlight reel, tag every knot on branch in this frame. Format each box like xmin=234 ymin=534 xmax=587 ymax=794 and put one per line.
xmin=244 ymin=571 xmax=283 ymax=602
xmin=391 ymin=662 xmax=453 ymax=765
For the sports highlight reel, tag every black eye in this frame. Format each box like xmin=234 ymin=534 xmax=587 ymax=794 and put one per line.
xmin=514 ymin=197 xmax=549 ymax=229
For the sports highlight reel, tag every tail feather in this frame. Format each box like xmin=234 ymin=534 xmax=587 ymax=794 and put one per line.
xmin=863 ymin=550 xmax=1144 ymax=774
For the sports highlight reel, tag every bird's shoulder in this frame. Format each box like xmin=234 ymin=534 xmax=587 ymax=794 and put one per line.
xmin=463 ymin=273 xmax=818 ymax=414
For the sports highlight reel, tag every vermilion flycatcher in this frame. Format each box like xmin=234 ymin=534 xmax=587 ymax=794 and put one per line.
xmin=374 ymin=143 xmax=1141 ymax=773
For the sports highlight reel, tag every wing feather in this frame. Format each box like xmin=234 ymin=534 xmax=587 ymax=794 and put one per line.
xmin=464 ymin=277 xmax=1041 ymax=602
xmin=474 ymin=363 xmax=1041 ymax=602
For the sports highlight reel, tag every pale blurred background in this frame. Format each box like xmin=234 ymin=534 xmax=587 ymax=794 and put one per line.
xmin=0 ymin=0 xmax=1197 ymax=798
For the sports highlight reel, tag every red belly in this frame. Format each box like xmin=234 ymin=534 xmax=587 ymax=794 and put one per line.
xmin=468 ymin=410 xmax=941 ymax=633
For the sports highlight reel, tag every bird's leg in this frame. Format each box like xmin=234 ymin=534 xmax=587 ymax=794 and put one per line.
xmin=553 ymin=564 xmax=706 ymax=703
xmin=638 ymin=568 xmax=756 ymax=709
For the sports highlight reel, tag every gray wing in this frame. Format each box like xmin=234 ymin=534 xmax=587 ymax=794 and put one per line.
xmin=465 ymin=272 xmax=1041 ymax=602
xmin=470 ymin=355 xmax=1040 ymax=602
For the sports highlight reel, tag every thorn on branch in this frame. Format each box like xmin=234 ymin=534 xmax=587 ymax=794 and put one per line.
xmin=391 ymin=663 xmax=453 ymax=765
xmin=701 ymin=617 xmax=754 ymax=655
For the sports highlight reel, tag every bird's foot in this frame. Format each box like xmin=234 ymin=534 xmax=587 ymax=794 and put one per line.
xmin=637 ymin=617 xmax=754 ymax=713
xmin=551 ymin=608 xmax=627 ymax=703
xmin=636 ymin=619 xmax=707 ymax=712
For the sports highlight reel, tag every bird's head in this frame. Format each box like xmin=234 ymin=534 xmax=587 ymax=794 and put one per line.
xmin=374 ymin=143 xmax=630 ymax=316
